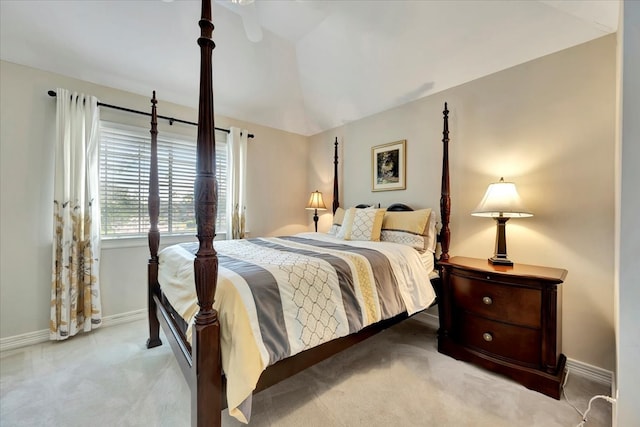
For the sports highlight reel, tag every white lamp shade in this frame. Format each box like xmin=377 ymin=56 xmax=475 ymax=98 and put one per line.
xmin=472 ymin=178 xmax=533 ymax=218
xmin=306 ymin=190 xmax=327 ymax=210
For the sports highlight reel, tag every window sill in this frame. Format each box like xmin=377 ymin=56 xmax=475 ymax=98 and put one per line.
xmin=101 ymin=233 xmax=227 ymax=250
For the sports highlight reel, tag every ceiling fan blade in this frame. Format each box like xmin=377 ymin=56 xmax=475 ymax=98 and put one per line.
xmin=215 ymin=0 xmax=263 ymax=43
xmin=241 ymin=2 xmax=263 ymax=43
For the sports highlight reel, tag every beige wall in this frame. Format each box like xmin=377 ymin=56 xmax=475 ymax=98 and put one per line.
xmin=310 ymin=35 xmax=617 ymax=371
xmin=1 ymin=34 xmax=619 ymax=373
xmin=0 ymin=60 xmax=309 ymax=339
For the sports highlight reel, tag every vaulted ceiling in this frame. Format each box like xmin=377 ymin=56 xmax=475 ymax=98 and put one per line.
xmin=0 ymin=0 xmax=619 ymax=136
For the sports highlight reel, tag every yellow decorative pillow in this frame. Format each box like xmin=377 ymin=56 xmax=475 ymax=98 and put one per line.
xmin=381 ymin=208 xmax=433 ymax=251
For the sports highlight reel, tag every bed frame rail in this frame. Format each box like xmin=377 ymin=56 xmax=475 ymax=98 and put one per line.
xmin=154 ymin=294 xmax=194 ymax=377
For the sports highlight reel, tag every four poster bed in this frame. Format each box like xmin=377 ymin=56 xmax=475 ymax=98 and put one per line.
xmin=146 ymin=1 xmax=452 ymax=426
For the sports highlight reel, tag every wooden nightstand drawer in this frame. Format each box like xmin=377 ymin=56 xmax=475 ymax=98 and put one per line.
xmin=451 ymin=275 xmax=541 ymax=328
xmin=438 ymin=257 xmax=567 ymax=399
xmin=460 ymin=312 xmax=541 ymax=366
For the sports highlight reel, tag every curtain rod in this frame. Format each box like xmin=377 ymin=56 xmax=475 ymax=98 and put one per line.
xmin=47 ymin=90 xmax=254 ymax=139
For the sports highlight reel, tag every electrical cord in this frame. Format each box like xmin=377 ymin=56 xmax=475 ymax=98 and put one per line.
xmin=576 ymin=395 xmax=616 ymax=427
xmin=563 ymin=369 xmax=586 ymax=418
xmin=561 ymin=369 xmax=616 ymax=427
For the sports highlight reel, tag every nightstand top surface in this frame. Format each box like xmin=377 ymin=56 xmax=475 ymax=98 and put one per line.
xmin=440 ymin=256 xmax=567 ymax=283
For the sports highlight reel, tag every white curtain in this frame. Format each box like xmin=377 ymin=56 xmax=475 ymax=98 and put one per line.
xmin=50 ymin=88 xmax=102 ymax=340
xmin=226 ymin=127 xmax=248 ymax=239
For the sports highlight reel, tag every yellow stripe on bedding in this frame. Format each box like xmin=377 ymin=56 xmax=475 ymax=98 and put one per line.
xmin=339 ymin=252 xmax=379 ymax=325
xmin=267 ymin=236 xmax=381 ymax=325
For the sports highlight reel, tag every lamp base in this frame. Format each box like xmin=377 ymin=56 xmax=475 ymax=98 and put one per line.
xmin=489 ymin=216 xmax=513 ymax=266
xmin=313 ymin=209 xmax=319 ymax=232
xmin=488 ymin=256 xmax=513 ymax=266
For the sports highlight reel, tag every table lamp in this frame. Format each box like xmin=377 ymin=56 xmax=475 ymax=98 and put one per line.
xmin=472 ymin=177 xmax=532 ymax=266
xmin=306 ymin=190 xmax=326 ymax=232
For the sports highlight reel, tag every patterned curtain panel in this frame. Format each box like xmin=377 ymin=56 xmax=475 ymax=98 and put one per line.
xmin=226 ymin=127 xmax=248 ymax=239
xmin=50 ymin=88 xmax=102 ymax=340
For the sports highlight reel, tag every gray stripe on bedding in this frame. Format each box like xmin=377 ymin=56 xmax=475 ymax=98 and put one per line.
xmin=249 ymin=238 xmax=363 ymax=333
xmin=280 ymin=236 xmax=406 ymax=319
xmin=218 ymin=254 xmax=291 ymax=364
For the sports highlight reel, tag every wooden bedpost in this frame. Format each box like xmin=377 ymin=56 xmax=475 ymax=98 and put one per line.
xmin=333 ymin=137 xmax=339 ymax=214
xmin=439 ymin=102 xmax=451 ymax=261
xmin=147 ymin=91 xmax=162 ymax=349
xmin=192 ymin=0 xmax=222 ymax=426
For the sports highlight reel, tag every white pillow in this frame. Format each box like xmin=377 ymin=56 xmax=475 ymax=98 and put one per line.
xmin=336 ymin=208 xmax=355 ymax=239
xmin=328 ymin=207 xmax=346 ymax=236
xmin=336 ymin=207 xmax=386 ymax=241
xmin=425 ymin=211 xmax=437 ymax=253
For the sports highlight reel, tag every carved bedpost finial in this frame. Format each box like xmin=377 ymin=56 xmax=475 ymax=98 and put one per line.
xmin=148 ymin=91 xmax=160 ymax=260
xmin=192 ymin=1 xmax=223 ymax=424
xmin=333 ymin=137 xmax=339 ymax=214
xmin=146 ymin=91 xmax=162 ymax=350
xmin=193 ymin=0 xmax=219 ymax=324
xmin=439 ymin=102 xmax=451 ymax=261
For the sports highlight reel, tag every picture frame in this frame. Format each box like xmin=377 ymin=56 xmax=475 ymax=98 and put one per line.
xmin=372 ymin=140 xmax=406 ymax=191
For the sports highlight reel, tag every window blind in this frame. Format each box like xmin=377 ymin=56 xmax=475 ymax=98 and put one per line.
xmin=99 ymin=121 xmax=227 ymax=238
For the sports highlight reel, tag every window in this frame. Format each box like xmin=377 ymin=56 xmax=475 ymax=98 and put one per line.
xmin=99 ymin=122 xmax=227 ymax=238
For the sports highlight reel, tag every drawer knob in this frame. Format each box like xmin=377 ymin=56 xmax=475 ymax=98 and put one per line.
xmin=482 ymin=296 xmax=493 ymax=305
xmin=483 ymin=332 xmax=493 ymax=342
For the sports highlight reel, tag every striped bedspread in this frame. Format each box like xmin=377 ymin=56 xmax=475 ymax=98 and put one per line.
xmin=158 ymin=232 xmax=436 ymax=423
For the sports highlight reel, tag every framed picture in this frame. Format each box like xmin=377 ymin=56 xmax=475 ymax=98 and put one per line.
xmin=372 ymin=140 xmax=406 ymax=191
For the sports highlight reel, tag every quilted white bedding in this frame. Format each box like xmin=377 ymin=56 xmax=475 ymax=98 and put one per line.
xmin=158 ymin=232 xmax=436 ymax=422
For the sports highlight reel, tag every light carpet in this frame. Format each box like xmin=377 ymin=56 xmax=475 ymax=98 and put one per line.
xmin=0 ymin=314 xmax=611 ymax=426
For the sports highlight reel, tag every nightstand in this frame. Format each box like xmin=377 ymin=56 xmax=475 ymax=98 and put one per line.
xmin=437 ymin=256 xmax=568 ymax=399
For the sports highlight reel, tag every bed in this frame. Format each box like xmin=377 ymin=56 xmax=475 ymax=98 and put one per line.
xmin=145 ymin=1 xmax=452 ymax=426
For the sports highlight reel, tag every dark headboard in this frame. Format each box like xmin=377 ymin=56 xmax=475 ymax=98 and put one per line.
xmin=387 ymin=203 xmax=413 ymax=212
xmin=354 ymin=203 xmax=413 ymax=211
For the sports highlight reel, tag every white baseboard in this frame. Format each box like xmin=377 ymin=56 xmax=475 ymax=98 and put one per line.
xmin=1 ymin=309 xmax=615 ymax=391
xmin=0 ymin=309 xmax=146 ymax=353
xmin=566 ymin=358 xmax=614 ymax=389
xmin=101 ymin=308 xmax=147 ymax=328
